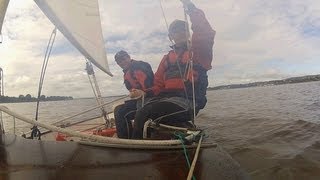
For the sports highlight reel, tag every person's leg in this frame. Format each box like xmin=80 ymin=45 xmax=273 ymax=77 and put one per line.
xmin=123 ymin=109 xmax=136 ymax=139
xmin=132 ymin=97 xmax=192 ymax=139
xmin=114 ymin=104 xmax=128 ymax=138
xmin=131 ymin=104 xmax=153 ymax=139
xmin=114 ymin=101 xmax=137 ymax=139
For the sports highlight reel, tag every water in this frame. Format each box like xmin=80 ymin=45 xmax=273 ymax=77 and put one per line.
xmin=0 ymin=97 xmax=120 ymax=134
xmin=1 ymin=81 xmax=320 ymax=179
xmin=205 ymin=81 xmax=320 ymax=123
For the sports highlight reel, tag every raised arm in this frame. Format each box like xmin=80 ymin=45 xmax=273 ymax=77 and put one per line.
xmin=183 ymin=1 xmax=216 ymax=70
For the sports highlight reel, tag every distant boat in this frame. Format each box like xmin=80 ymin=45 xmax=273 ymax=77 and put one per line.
xmin=0 ymin=1 xmax=249 ymax=179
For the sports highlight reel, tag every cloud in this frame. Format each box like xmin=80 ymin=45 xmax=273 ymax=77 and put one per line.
xmin=0 ymin=0 xmax=319 ymax=98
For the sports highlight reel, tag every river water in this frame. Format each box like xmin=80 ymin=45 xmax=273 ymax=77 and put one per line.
xmin=1 ymin=81 xmax=320 ymax=179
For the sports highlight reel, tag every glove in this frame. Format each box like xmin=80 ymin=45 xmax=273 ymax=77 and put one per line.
xmin=129 ymin=89 xmax=146 ymax=99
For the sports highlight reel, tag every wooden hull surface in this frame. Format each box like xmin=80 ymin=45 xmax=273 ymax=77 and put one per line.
xmin=0 ymin=134 xmax=249 ymax=180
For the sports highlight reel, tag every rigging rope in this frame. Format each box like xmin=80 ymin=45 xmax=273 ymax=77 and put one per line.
xmin=175 ymin=132 xmax=196 ymax=180
xmin=182 ymin=4 xmax=191 ymax=50
xmin=182 ymin=3 xmax=196 ymax=121
xmin=187 ymin=134 xmax=203 ymax=180
xmin=85 ymin=60 xmax=111 ymax=127
xmin=158 ymin=1 xmax=197 ymax=122
xmin=158 ymin=0 xmax=174 ymax=46
xmin=35 ymin=28 xmax=57 ymax=121
xmin=0 ymin=111 xmax=4 ymax=134
xmin=86 ymin=61 xmax=99 ymax=101
xmin=86 ymin=61 xmax=101 ymax=107
xmin=52 ymin=95 xmax=127 ymax=125
xmin=0 ymin=105 xmax=201 ymax=146
xmin=32 ymin=27 xmax=57 ymax=139
xmin=23 ymin=95 xmax=128 ymax=136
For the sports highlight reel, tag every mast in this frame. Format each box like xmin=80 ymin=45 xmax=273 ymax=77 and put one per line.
xmin=85 ymin=61 xmax=110 ymax=127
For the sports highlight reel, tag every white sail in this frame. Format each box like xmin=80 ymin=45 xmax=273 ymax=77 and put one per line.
xmin=34 ymin=0 xmax=112 ymax=76
xmin=0 ymin=0 xmax=9 ymax=35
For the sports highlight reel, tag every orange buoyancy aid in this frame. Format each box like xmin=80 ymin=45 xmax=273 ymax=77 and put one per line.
xmin=163 ymin=50 xmax=198 ymax=91
xmin=123 ymin=60 xmax=154 ymax=91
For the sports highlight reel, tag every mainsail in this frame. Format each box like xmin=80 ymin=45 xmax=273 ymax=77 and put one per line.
xmin=0 ymin=0 xmax=9 ymax=35
xmin=34 ymin=0 xmax=112 ymax=76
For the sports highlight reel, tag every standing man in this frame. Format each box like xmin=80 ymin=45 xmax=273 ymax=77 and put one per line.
xmin=130 ymin=0 xmax=215 ymax=139
xmin=114 ymin=50 xmax=154 ymax=139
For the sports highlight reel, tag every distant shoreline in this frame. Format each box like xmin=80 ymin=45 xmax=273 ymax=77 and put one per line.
xmin=208 ymin=74 xmax=320 ymax=91
xmin=2 ymin=74 xmax=319 ymax=102
xmin=0 ymin=95 xmax=73 ymax=104
xmin=75 ymin=94 xmax=127 ymax=100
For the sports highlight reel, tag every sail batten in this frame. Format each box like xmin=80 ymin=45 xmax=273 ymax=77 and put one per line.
xmin=0 ymin=0 xmax=10 ymax=35
xmin=34 ymin=0 xmax=112 ymax=76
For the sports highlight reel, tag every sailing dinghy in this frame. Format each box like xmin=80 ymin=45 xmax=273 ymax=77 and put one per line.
xmin=0 ymin=0 xmax=249 ymax=179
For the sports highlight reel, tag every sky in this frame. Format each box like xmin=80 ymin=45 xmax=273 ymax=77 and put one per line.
xmin=0 ymin=0 xmax=319 ymax=98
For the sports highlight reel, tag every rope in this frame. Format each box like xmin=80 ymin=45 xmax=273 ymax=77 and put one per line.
xmin=85 ymin=61 xmax=111 ymax=126
xmin=31 ymin=28 xmax=57 ymax=139
xmin=52 ymin=95 xmax=128 ymax=125
xmin=158 ymin=0 xmax=174 ymax=45
xmin=35 ymin=28 xmax=57 ymax=121
xmin=158 ymin=0 xmax=187 ymax=97
xmin=0 ymin=105 xmax=201 ymax=146
xmin=125 ymin=118 xmax=131 ymax=139
xmin=1 ymin=133 xmax=17 ymax=147
xmin=80 ymin=140 xmax=216 ymax=150
xmin=13 ymin=116 xmax=15 ymax=135
xmin=176 ymin=54 xmax=189 ymax=99
xmin=151 ymin=121 xmax=189 ymax=131
xmin=182 ymin=4 xmax=196 ymax=121
xmin=175 ymin=132 xmax=196 ymax=180
xmin=0 ymin=111 xmax=4 ymax=134
xmin=159 ymin=1 xmax=197 ymax=118
xmin=141 ymin=93 xmax=145 ymax=107
xmin=143 ymin=119 xmax=152 ymax=139
xmin=187 ymin=134 xmax=203 ymax=180
xmin=153 ymin=109 xmax=189 ymax=123
xmin=23 ymin=95 xmax=128 ymax=136
xmin=190 ymin=61 xmax=196 ymax=121
xmin=1 ymin=107 xmax=18 ymax=147
xmin=86 ymin=61 xmax=99 ymax=105
xmin=183 ymin=4 xmax=191 ymax=50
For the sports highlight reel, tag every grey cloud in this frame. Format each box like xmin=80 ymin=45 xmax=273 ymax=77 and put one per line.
xmin=2 ymin=0 xmax=320 ymax=98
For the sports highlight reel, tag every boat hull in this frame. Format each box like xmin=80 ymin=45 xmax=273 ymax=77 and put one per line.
xmin=0 ymin=134 xmax=249 ymax=180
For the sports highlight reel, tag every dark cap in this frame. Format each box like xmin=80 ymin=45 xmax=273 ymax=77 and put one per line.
xmin=114 ymin=50 xmax=129 ymax=61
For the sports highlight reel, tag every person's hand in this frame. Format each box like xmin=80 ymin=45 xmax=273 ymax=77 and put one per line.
xmin=129 ymin=89 xmax=146 ymax=99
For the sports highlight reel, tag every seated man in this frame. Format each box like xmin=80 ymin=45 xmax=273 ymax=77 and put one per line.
xmin=130 ymin=0 xmax=216 ymax=139
xmin=114 ymin=50 xmax=154 ymax=139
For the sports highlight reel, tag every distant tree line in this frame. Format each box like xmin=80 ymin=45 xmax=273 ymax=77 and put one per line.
xmin=209 ymin=74 xmax=320 ymax=91
xmin=0 ymin=94 xmax=73 ymax=103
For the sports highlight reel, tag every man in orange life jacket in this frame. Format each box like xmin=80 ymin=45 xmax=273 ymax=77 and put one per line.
xmin=114 ymin=50 xmax=154 ymax=139
xmin=130 ymin=0 xmax=215 ymax=139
